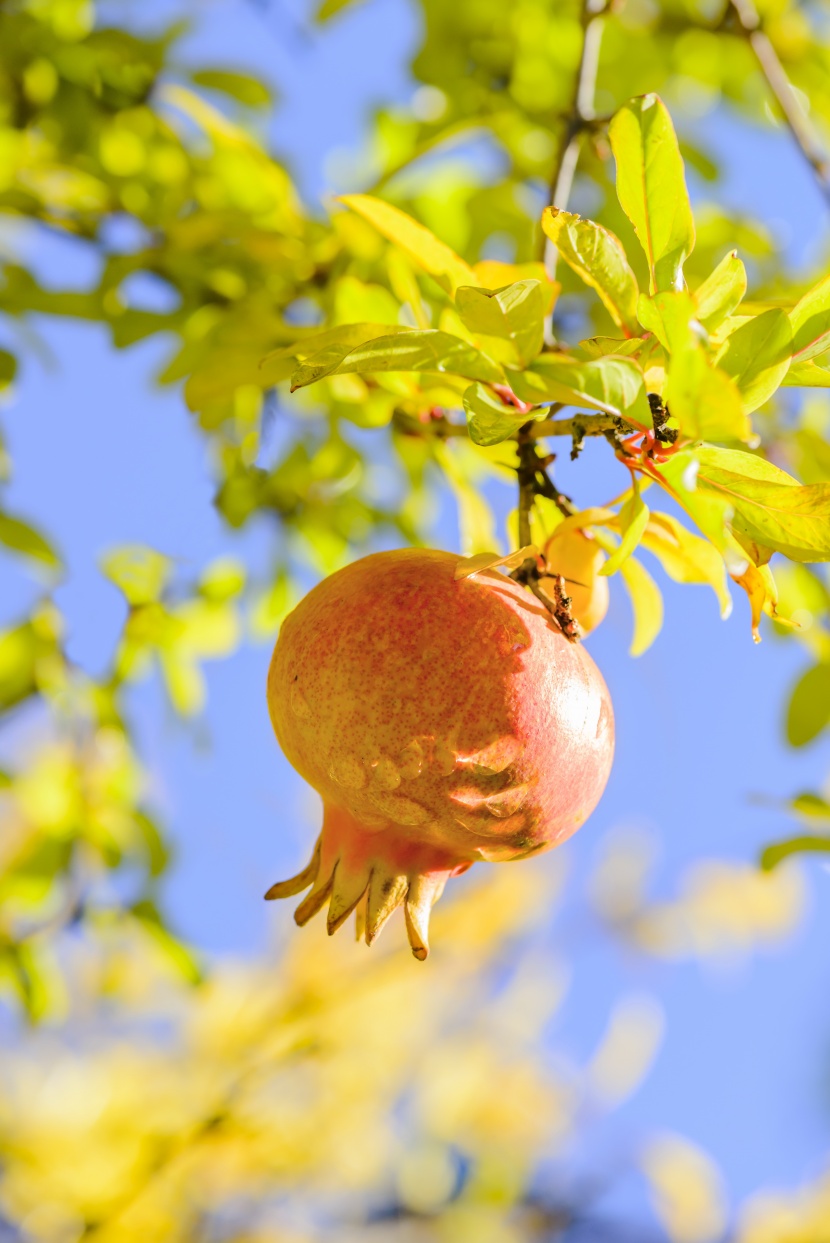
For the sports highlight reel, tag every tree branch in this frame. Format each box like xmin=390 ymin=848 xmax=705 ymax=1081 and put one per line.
xmin=729 ymin=0 xmax=830 ymax=208
xmin=540 ymin=0 xmax=611 ymax=272
xmin=394 ymin=408 xmax=633 ymax=442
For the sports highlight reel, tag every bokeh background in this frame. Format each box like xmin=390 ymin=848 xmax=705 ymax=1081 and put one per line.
xmin=2 ymin=1 xmax=830 ymax=1240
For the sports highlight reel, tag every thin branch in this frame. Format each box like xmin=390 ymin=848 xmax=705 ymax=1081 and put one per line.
xmin=729 ymin=0 xmax=830 ymax=208
xmin=393 ymin=408 xmax=634 ymax=442
xmin=540 ymin=0 xmax=611 ymax=273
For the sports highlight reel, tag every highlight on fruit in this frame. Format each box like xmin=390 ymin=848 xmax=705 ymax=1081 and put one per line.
xmin=265 ymin=548 xmax=614 ymax=959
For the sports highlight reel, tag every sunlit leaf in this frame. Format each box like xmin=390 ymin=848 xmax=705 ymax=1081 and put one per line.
xmin=290 ymin=330 xmax=504 ymax=390
xmin=636 ymin=290 xmax=700 ymax=354
xmin=541 ymin=207 xmax=639 ymax=333
xmin=693 ymin=251 xmax=747 ymax=329
xmin=101 ymin=546 xmax=172 ymax=606
xmin=471 ymin=260 xmax=559 ymax=312
xmin=609 ymin=94 xmax=695 ymax=294
xmin=714 ymin=308 xmax=792 ymax=413
xmin=578 ymin=336 xmax=646 ymax=360
xmin=620 ymin=555 xmax=663 ymax=655
xmin=786 ymin=662 xmax=830 ymax=746
xmin=456 ymin=280 xmax=545 ymax=367
xmin=664 ymin=346 xmax=751 ymax=442
xmin=0 ymin=511 xmax=62 ymax=572
xmin=653 ymin=452 xmax=743 ymax=571
xmin=338 ymin=194 xmax=477 ymax=294
xmin=789 ymin=272 xmax=830 ymax=362
xmin=781 ymin=359 xmax=830 ymax=387
xmin=601 ymin=484 xmax=648 ymax=575
xmin=694 ymin=445 xmax=830 ymax=563
xmin=511 ymin=355 xmax=652 ymax=425
xmin=190 ymin=68 xmax=272 ymax=108
xmin=462 ymin=383 xmax=530 ymax=446
xmin=760 ymin=835 xmax=830 ymax=871
xmin=640 ymin=512 xmax=732 ymax=617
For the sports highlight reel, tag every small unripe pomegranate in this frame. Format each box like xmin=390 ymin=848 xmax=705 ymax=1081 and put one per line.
xmin=266 ymin=549 xmax=614 ymax=958
xmin=543 ymin=527 xmax=609 ymax=634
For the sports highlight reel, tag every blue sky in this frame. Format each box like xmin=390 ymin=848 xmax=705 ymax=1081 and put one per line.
xmin=4 ymin=0 xmax=830 ymax=1224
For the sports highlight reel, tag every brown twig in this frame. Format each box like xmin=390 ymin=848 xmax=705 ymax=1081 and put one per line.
xmin=540 ymin=0 xmax=611 ymax=274
xmin=394 ymin=408 xmax=634 ymax=442
xmin=508 ymin=425 xmax=582 ymax=641
xmin=729 ymin=0 xmax=830 ymax=208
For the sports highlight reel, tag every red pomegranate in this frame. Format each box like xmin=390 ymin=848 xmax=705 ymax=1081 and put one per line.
xmin=266 ymin=549 xmax=614 ymax=958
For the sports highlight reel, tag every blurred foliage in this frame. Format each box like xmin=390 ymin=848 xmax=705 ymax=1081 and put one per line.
xmin=0 ymin=0 xmax=830 ymax=1238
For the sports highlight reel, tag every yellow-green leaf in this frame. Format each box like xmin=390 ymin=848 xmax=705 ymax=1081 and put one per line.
xmin=695 ymin=445 xmax=830 ymax=563
xmin=609 ymin=94 xmax=695 ymax=294
xmin=714 ymin=308 xmax=792 ymax=413
xmin=511 ymin=355 xmax=652 ymax=425
xmin=102 ymin=546 xmax=171 ymax=606
xmin=664 ymin=346 xmax=751 ymax=442
xmin=463 ymin=383 xmax=528 ymax=446
xmin=694 ymin=250 xmax=747 ymax=329
xmin=786 ymin=663 xmax=830 ymax=746
xmin=456 ymin=279 xmax=545 ymax=367
xmin=338 ymin=194 xmax=477 ymax=295
xmin=790 ymin=272 xmax=830 ymax=362
xmin=0 ymin=511 xmax=62 ymax=572
xmin=782 ymin=360 xmax=830 ymax=387
xmin=290 ymin=330 xmax=504 ymax=390
xmin=636 ymin=290 xmax=700 ymax=354
xmin=620 ymin=555 xmax=664 ymax=655
xmin=541 ymin=207 xmax=639 ymax=334
xmin=601 ymin=486 xmax=649 ymax=575
xmin=641 ymin=512 xmax=732 ymax=618
xmin=654 ymin=451 xmax=744 ymax=571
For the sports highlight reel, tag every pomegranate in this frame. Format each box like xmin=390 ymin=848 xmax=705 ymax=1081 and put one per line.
xmin=266 ymin=549 xmax=614 ymax=958
xmin=543 ymin=526 xmax=609 ymax=635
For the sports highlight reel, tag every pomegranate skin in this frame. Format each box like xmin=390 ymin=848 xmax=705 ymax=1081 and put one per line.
xmin=266 ymin=548 xmax=614 ymax=957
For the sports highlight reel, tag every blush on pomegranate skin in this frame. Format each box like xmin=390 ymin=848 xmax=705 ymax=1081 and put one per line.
xmin=265 ymin=548 xmax=614 ymax=959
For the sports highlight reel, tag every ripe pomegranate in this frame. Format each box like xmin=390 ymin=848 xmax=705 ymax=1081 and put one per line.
xmin=543 ymin=526 xmax=609 ymax=634
xmin=266 ymin=549 xmax=614 ymax=959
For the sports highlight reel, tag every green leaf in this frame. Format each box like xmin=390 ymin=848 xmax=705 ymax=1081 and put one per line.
xmin=601 ymin=485 xmax=649 ymax=575
xmin=786 ymin=663 xmax=830 ymax=746
xmin=102 ymin=545 xmax=171 ymax=605
xmin=790 ymin=792 xmax=830 ymax=821
xmin=694 ymin=445 xmax=830 ymax=563
xmin=641 ymin=512 xmax=732 ymax=617
xmin=261 ymin=323 xmax=409 ymax=374
xmin=0 ymin=349 xmax=17 ymax=389
xmin=578 ymin=336 xmax=646 ymax=360
xmin=782 ymin=360 xmax=830 ymax=388
xmin=290 ymin=330 xmax=504 ymax=390
xmin=694 ymin=250 xmax=747 ymax=329
xmin=664 ymin=346 xmax=751 ymax=442
xmin=654 ymin=451 xmax=744 ymax=571
xmin=620 ymin=555 xmax=663 ymax=655
xmin=609 ymin=94 xmax=695 ymax=294
xmin=511 ymin=355 xmax=652 ymax=425
xmin=190 ymin=69 xmax=272 ymax=108
xmin=636 ymin=290 xmax=700 ymax=354
xmin=0 ymin=511 xmax=62 ymax=571
xmin=456 ymin=280 xmax=545 ymax=367
xmin=541 ymin=208 xmax=639 ymax=333
xmin=760 ymin=834 xmax=830 ymax=871
xmin=714 ymin=308 xmax=792 ymax=414
xmin=463 ymin=383 xmax=528 ymax=446
xmin=338 ymin=194 xmax=477 ymax=295
xmin=790 ymin=273 xmax=830 ymax=362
